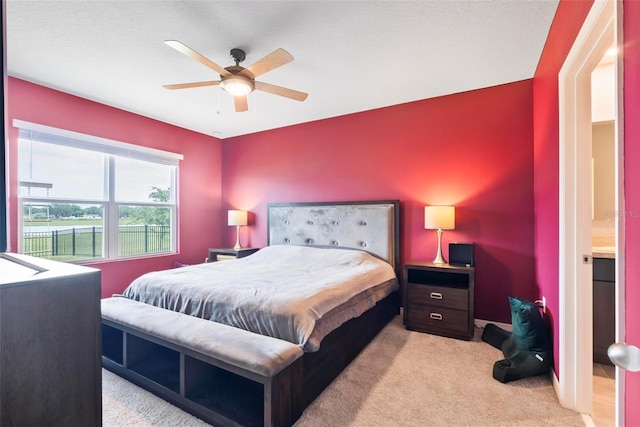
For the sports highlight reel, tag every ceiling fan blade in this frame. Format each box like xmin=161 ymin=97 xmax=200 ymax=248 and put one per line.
xmin=163 ymin=81 xmax=220 ymax=90
xmin=234 ymin=95 xmax=248 ymax=112
xmin=254 ymin=81 xmax=308 ymax=102
xmin=239 ymin=48 xmax=294 ymax=79
xmin=164 ymin=40 xmax=231 ymax=77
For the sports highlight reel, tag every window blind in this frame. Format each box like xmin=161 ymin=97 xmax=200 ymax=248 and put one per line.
xmin=14 ymin=119 xmax=183 ymax=166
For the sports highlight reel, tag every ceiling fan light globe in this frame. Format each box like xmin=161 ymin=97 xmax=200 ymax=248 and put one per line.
xmin=220 ymin=76 xmax=255 ymax=96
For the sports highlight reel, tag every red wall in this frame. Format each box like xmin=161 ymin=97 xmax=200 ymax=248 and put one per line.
xmin=532 ymin=0 xmax=593 ymax=378
xmin=623 ymin=0 xmax=640 ymax=422
xmin=222 ymin=81 xmax=535 ymax=323
xmin=7 ymin=77 xmax=223 ymax=297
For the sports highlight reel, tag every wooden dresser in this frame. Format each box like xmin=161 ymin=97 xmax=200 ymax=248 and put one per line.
xmin=0 ymin=253 xmax=102 ymax=426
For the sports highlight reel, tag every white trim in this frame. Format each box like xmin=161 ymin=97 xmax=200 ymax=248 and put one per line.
xmin=582 ymin=413 xmax=597 ymax=427
xmin=12 ymin=119 xmax=184 ymax=162
xmin=552 ymin=370 xmax=597 ymax=427
xmin=558 ymin=0 xmax=620 ymax=417
xmin=614 ymin=1 xmax=625 ymax=424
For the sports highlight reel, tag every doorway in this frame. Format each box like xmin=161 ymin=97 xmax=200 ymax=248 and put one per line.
xmin=591 ymin=50 xmax=617 ymax=426
xmin=558 ymin=0 xmax=624 ymax=423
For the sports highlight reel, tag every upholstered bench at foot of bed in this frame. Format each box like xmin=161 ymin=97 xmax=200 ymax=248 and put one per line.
xmin=101 ymin=296 xmax=304 ymax=427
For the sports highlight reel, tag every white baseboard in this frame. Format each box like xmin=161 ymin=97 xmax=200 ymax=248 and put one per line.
xmin=551 ymin=365 xmax=593 ymax=425
xmin=474 ymin=318 xmax=512 ymax=332
xmin=552 ymin=369 xmax=560 ymax=398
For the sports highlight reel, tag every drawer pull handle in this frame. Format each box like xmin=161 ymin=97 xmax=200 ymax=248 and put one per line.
xmin=429 ymin=313 xmax=443 ymax=321
xmin=430 ymin=292 xmax=443 ymax=300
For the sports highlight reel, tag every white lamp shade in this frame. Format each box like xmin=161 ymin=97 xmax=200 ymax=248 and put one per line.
xmin=228 ymin=210 xmax=248 ymax=226
xmin=424 ymin=206 xmax=455 ymax=230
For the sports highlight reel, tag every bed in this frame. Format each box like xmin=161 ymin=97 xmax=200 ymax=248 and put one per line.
xmin=101 ymin=200 xmax=400 ymax=426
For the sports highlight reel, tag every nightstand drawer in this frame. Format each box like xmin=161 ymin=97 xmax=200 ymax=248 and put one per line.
xmin=406 ymin=283 xmax=467 ymax=310
xmin=406 ymin=303 xmax=468 ymax=335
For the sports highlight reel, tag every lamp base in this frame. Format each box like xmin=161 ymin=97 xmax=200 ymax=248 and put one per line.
xmin=432 ymin=228 xmax=447 ymax=264
xmin=234 ymin=225 xmax=242 ymax=250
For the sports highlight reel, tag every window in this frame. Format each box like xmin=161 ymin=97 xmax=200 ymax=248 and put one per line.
xmin=16 ymin=120 xmax=182 ymax=262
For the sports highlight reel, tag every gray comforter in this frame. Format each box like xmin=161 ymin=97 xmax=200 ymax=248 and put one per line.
xmin=122 ymin=245 xmax=398 ymax=350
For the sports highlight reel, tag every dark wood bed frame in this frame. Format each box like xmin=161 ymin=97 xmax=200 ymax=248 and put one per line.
xmin=298 ymin=289 xmax=399 ymax=410
xmin=102 ymin=200 xmax=401 ymax=426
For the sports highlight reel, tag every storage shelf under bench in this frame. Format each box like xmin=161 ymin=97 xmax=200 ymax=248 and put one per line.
xmin=102 ymin=323 xmax=276 ymax=427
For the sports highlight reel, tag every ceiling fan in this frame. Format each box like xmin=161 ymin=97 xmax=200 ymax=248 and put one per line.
xmin=162 ymin=40 xmax=308 ymax=112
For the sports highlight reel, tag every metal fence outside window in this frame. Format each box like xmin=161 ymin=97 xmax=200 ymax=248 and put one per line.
xmin=22 ymin=225 xmax=171 ymax=260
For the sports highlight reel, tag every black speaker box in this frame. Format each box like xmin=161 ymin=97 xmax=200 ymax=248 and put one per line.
xmin=449 ymin=243 xmax=474 ymax=266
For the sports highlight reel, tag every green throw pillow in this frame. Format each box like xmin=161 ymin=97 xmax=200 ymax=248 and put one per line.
xmin=508 ymin=296 xmax=551 ymax=352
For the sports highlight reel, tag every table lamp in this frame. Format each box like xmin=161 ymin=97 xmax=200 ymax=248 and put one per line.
xmin=228 ymin=210 xmax=248 ymax=250
xmin=424 ymin=205 xmax=455 ymax=264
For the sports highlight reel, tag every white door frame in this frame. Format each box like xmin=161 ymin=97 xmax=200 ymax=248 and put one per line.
xmin=558 ymin=0 xmax=624 ymax=419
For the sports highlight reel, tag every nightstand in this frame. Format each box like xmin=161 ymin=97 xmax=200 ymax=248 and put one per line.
xmin=403 ymin=261 xmax=475 ymax=340
xmin=207 ymin=247 xmax=259 ymax=262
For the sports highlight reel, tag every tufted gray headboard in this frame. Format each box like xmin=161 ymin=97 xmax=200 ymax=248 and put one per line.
xmin=267 ymin=200 xmax=400 ymax=275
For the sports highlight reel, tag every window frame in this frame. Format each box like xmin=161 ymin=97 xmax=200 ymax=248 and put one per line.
xmin=15 ymin=120 xmax=182 ymax=263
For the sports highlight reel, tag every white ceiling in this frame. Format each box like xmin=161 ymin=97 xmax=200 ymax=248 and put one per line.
xmin=6 ymin=1 xmax=559 ymax=139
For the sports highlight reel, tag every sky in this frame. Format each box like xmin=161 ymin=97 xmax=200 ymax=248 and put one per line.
xmin=18 ymin=139 xmax=173 ymax=205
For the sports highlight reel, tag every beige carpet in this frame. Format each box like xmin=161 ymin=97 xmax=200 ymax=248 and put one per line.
xmin=103 ymin=315 xmax=585 ymax=426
